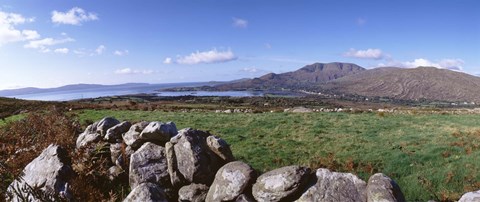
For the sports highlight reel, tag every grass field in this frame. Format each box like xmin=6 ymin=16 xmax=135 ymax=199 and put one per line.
xmin=75 ymin=109 xmax=480 ymax=201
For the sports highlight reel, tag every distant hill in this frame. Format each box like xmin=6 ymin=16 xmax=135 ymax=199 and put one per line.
xmin=0 ymin=83 xmax=148 ymax=97
xmin=324 ymin=66 xmax=480 ymax=102
xmin=0 ymin=82 xmax=213 ymax=97
xmin=215 ymin=62 xmax=365 ymax=90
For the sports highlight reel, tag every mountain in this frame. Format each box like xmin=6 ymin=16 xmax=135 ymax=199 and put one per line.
xmin=323 ymin=66 xmax=480 ymax=102
xmin=215 ymin=62 xmax=365 ymax=90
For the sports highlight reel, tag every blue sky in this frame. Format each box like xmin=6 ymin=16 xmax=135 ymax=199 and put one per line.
xmin=0 ymin=0 xmax=479 ymax=89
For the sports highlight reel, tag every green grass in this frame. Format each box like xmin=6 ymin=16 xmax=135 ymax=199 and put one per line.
xmin=76 ymin=109 xmax=480 ymax=201
xmin=0 ymin=114 xmax=25 ymax=126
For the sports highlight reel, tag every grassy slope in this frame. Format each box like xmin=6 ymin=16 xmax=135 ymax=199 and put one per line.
xmin=76 ymin=109 xmax=480 ymax=201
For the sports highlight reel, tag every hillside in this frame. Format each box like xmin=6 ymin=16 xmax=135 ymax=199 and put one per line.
xmin=215 ymin=62 xmax=365 ymax=90
xmin=324 ymin=66 xmax=480 ymax=102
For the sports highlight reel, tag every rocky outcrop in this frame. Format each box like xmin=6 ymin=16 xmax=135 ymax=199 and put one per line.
xmin=458 ymin=190 xmax=480 ymax=202
xmin=178 ymin=183 xmax=209 ymax=202
xmin=206 ymin=161 xmax=257 ymax=202
xmin=296 ymin=168 xmax=367 ymax=202
xmin=7 ymin=144 xmax=73 ymax=201
xmin=367 ymin=173 xmax=405 ymax=202
xmin=252 ymin=165 xmax=311 ymax=202
xmin=123 ymin=182 xmax=167 ymax=202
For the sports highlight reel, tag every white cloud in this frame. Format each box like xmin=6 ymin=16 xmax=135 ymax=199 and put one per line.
xmin=232 ymin=17 xmax=248 ymax=28
xmin=114 ymin=68 xmax=155 ymax=75
xmin=22 ymin=30 xmax=40 ymax=40
xmin=356 ymin=18 xmax=366 ymax=26
xmin=175 ymin=48 xmax=237 ymax=65
xmin=344 ymin=48 xmax=384 ymax=60
xmin=438 ymin=59 xmax=464 ymax=71
xmin=265 ymin=43 xmax=272 ymax=49
xmin=51 ymin=7 xmax=98 ymax=25
xmin=0 ymin=11 xmax=38 ymax=46
xmin=54 ymin=48 xmax=69 ymax=54
xmin=240 ymin=67 xmax=261 ymax=73
xmin=114 ymin=49 xmax=129 ymax=56
xmin=378 ymin=58 xmax=465 ymax=71
xmin=24 ymin=37 xmax=74 ymax=52
xmin=401 ymin=58 xmax=464 ymax=70
xmin=94 ymin=45 xmax=106 ymax=55
xmin=163 ymin=57 xmax=172 ymax=64
xmin=73 ymin=49 xmax=86 ymax=56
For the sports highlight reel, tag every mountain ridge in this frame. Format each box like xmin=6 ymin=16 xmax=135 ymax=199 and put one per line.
xmin=215 ymin=62 xmax=365 ymax=90
xmin=323 ymin=66 xmax=480 ymax=102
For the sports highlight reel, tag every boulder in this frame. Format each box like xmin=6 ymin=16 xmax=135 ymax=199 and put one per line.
xmin=123 ymin=182 xmax=167 ymax=202
xmin=295 ymin=168 xmax=366 ymax=202
xmin=459 ymin=190 xmax=480 ymax=202
xmin=7 ymin=144 xmax=73 ymax=201
xmin=76 ymin=123 xmax=101 ymax=149
xmin=165 ymin=141 xmax=186 ymax=187
xmin=367 ymin=173 xmax=405 ymax=202
xmin=252 ymin=165 xmax=311 ymax=202
xmin=139 ymin=121 xmax=177 ymax=145
xmin=129 ymin=142 xmax=170 ymax=189
xmin=206 ymin=135 xmax=235 ymax=161
xmin=123 ymin=121 xmax=150 ymax=150
xmin=206 ymin=161 xmax=257 ymax=202
xmin=168 ymin=128 xmax=233 ymax=187
xmin=178 ymin=183 xmax=209 ymax=202
xmin=96 ymin=117 xmax=120 ymax=136
xmin=105 ymin=121 xmax=132 ymax=142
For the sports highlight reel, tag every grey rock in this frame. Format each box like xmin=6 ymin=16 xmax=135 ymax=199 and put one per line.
xmin=7 ymin=144 xmax=73 ymax=202
xmin=96 ymin=117 xmax=120 ymax=136
xmin=123 ymin=121 xmax=150 ymax=150
xmin=178 ymin=183 xmax=209 ymax=202
xmin=105 ymin=121 xmax=131 ymax=142
xmin=206 ymin=161 xmax=256 ymax=202
xmin=166 ymin=141 xmax=186 ymax=188
xmin=139 ymin=121 xmax=177 ymax=145
xmin=110 ymin=143 xmax=123 ymax=165
xmin=123 ymin=182 xmax=167 ymax=202
xmin=129 ymin=142 xmax=170 ymax=189
xmin=235 ymin=194 xmax=255 ymax=202
xmin=459 ymin=190 xmax=480 ymax=202
xmin=295 ymin=168 xmax=366 ymax=202
xmin=76 ymin=123 xmax=101 ymax=148
xmin=252 ymin=165 xmax=311 ymax=202
xmin=169 ymin=128 xmax=231 ymax=187
xmin=206 ymin=135 xmax=234 ymax=161
xmin=367 ymin=173 xmax=405 ymax=202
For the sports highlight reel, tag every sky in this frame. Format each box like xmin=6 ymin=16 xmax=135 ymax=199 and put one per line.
xmin=0 ymin=0 xmax=479 ymax=90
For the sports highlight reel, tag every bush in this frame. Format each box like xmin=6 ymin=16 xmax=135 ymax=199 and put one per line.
xmin=0 ymin=108 xmax=80 ymax=199
xmin=0 ymin=109 xmax=129 ymax=201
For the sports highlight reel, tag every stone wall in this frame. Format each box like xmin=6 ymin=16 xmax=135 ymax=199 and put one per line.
xmin=7 ymin=117 xmax=478 ymax=202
